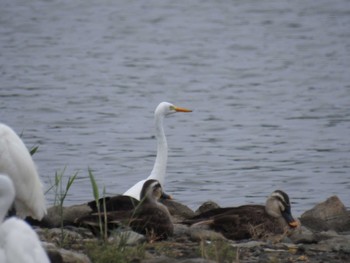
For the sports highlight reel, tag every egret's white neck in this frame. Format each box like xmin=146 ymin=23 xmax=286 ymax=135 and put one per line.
xmin=147 ymin=114 xmax=168 ymax=186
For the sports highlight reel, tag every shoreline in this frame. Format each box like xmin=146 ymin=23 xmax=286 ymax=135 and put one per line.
xmin=31 ymin=194 xmax=350 ymax=263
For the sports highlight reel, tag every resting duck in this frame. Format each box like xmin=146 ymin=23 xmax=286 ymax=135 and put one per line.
xmin=78 ymin=179 xmax=174 ymax=241
xmin=87 ymin=190 xmax=172 ymax=213
xmin=183 ymin=190 xmax=299 ymax=240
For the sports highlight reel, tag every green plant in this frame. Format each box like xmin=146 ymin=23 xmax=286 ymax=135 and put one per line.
xmin=29 ymin=145 xmax=39 ymax=156
xmin=88 ymin=168 xmax=108 ymax=241
xmin=50 ymin=167 xmax=78 ymax=246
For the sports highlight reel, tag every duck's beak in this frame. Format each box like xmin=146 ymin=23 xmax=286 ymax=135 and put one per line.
xmin=281 ymin=207 xmax=298 ymax=228
xmin=174 ymin=106 xmax=192 ymax=113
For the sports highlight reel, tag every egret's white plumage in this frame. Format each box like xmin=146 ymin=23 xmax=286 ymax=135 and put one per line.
xmin=123 ymin=102 xmax=191 ymax=200
xmin=0 ymin=174 xmax=50 ymax=263
xmin=0 ymin=123 xmax=46 ymax=220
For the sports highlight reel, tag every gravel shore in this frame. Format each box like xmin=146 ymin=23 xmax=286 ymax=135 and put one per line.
xmin=34 ymin=195 xmax=350 ymax=263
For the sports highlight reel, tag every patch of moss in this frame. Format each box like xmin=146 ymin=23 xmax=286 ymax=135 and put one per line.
xmin=85 ymin=241 xmax=146 ymax=263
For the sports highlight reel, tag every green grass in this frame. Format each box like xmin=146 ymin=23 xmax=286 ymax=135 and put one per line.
xmin=48 ymin=167 xmax=79 ymax=246
xmin=85 ymin=241 xmax=146 ymax=263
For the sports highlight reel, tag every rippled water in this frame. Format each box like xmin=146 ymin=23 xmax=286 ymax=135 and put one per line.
xmin=1 ymin=0 xmax=349 ymax=215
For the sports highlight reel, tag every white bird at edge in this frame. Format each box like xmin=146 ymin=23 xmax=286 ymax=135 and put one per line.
xmin=123 ymin=102 xmax=192 ymax=200
xmin=0 ymin=174 xmax=50 ymax=263
xmin=0 ymin=123 xmax=47 ymax=220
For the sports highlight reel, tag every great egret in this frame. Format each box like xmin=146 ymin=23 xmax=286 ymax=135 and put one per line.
xmin=183 ymin=190 xmax=299 ymax=240
xmin=0 ymin=174 xmax=50 ymax=263
xmin=123 ymin=102 xmax=192 ymax=200
xmin=79 ymin=179 xmax=173 ymax=240
xmin=0 ymin=123 xmax=46 ymax=220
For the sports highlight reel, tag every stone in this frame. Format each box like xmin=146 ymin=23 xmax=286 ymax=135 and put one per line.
xmin=141 ymin=256 xmax=216 ymax=263
xmin=300 ymin=196 xmax=350 ymax=232
xmin=231 ymin=240 xmax=265 ymax=248
xmin=289 ymin=226 xmax=318 ymax=244
xmin=173 ymin=223 xmax=191 ymax=238
xmin=43 ymin=242 xmax=91 ymax=263
xmin=59 ymin=248 xmax=92 ymax=263
xmin=39 ymin=204 xmax=92 ymax=228
xmin=189 ymin=227 xmax=227 ymax=241
xmin=109 ymin=230 xmax=146 ymax=245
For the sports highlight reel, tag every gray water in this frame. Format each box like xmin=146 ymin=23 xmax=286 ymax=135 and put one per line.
xmin=1 ymin=0 xmax=349 ymax=216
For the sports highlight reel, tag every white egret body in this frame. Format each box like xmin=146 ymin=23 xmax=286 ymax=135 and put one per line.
xmin=0 ymin=174 xmax=50 ymax=263
xmin=123 ymin=102 xmax=191 ymax=200
xmin=0 ymin=123 xmax=46 ymax=220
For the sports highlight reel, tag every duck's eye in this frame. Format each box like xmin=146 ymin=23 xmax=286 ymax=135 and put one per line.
xmin=279 ymin=202 xmax=286 ymax=211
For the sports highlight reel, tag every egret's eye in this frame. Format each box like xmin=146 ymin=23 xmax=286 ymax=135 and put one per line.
xmin=169 ymin=105 xmax=175 ymax=111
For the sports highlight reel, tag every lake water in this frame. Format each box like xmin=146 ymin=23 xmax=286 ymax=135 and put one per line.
xmin=1 ymin=0 xmax=349 ymax=216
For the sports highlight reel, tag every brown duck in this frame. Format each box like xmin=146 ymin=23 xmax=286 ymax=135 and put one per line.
xmin=77 ymin=179 xmax=174 ymax=240
xmin=87 ymin=188 xmax=172 ymax=213
xmin=183 ymin=190 xmax=299 ymax=240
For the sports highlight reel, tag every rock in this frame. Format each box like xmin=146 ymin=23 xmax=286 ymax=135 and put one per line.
xmin=324 ymin=234 xmax=350 ymax=253
xmin=58 ymin=248 xmax=91 ymax=263
xmin=300 ymin=196 xmax=350 ymax=232
xmin=173 ymin=223 xmax=226 ymax=242
xmin=189 ymin=227 xmax=227 ymax=241
xmin=141 ymin=256 xmax=216 ymax=263
xmin=37 ymin=227 xmax=93 ymax=247
xmin=178 ymin=259 xmax=216 ymax=263
xmin=43 ymin=242 xmax=64 ymax=263
xmin=109 ymin=230 xmax=146 ymax=245
xmin=314 ymin=230 xmax=341 ymax=240
xmin=43 ymin=242 xmax=91 ymax=263
xmin=231 ymin=240 xmax=265 ymax=248
xmin=39 ymin=204 xmax=92 ymax=228
xmin=173 ymin=223 xmax=191 ymax=238
xmin=300 ymin=231 xmax=350 ymax=254
xmin=195 ymin=201 xmax=220 ymax=215
xmin=289 ymin=226 xmax=318 ymax=244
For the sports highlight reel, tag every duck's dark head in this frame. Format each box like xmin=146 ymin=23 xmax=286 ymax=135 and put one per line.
xmin=140 ymin=179 xmax=164 ymax=203
xmin=265 ymin=190 xmax=299 ymax=228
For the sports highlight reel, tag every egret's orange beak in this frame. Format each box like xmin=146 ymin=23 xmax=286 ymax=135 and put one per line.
xmin=174 ymin=106 xmax=192 ymax=113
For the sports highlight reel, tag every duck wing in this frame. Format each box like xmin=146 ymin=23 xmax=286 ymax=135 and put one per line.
xmin=130 ymin=204 xmax=174 ymax=240
xmin=87 ymin=195 xmax=139 ymax=212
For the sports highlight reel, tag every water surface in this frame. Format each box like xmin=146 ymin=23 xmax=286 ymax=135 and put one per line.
xmin=1 ymin=0 xmax=349 ymax=215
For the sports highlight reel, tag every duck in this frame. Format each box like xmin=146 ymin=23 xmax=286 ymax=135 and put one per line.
xmin=78 ymin=179 xmax=174 ymax=241
xmin=87 ymin=188 xmax=172 ymax=212
xmin=0 ymin=123 xmax=46 ymax=220
xmin=0 ymin=174 xmax=50 ymax=263
xmin=183 ymin=190 xmax=299 ymax=240
xmin=123 ymin=102 xmax=192 ymax=200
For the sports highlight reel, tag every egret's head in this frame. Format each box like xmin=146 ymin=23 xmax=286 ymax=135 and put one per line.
xmin=155 ymin=102 xmax=192 ymax=117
